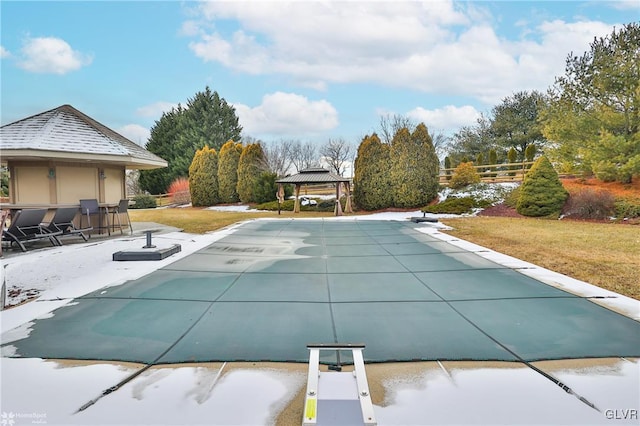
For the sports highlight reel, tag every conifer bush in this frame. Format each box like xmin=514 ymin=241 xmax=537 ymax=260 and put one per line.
xmin=449 ymin=162 xmax=481 ymax=189
xmin=516 ymin=156 xmax=568 ymax=217
xmin=390 ymin=124 xmax=439 ymax=208
xmin=189 ymin=145 xmax=219 ymax=207
xmin=353 ymin=134 xmax=392 ymax=210
xmin=237 ymin=143 xmax=267 ymax=203
xmin=218 ymin=140 xmax=243 ymax=203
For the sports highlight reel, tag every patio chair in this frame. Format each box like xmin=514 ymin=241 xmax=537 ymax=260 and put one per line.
xmin=43 ymin=207 xmax=92 ymax=243
xmin=1 ymin=209 xmax=62 ymax=252
xmin=110 ymin=199 xmax=133 ymax=235
xmin=0 ymin=210 xmax=9 ymax=257
xmin=79 ymin=199 xmax=109 ymax=236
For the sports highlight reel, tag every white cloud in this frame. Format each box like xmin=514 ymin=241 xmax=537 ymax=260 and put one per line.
xmin=117 ymin=124 xmax=150 ymax=146
xmin=136 ymin=101 xmax=178 ymax=118
xmin=0 ymin=46 xmax=10 ymax=58
xmin=609 ymin=1 xmax=640 ymax=10
xmin=233 ymin=92 xmax=338 ymax=136
xmin=186 ymin=1 xmax=621 ymax=104
xmin=407 ymin=105 xmax=481 ymax=132
xmin=17 ymin=36 xmax=92 ymax=74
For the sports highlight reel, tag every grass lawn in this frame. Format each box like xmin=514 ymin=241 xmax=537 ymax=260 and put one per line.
xmin=129 ymin=208 xmax=640 ymax=301
xmin=440 ymin=217 xmax=640 ymax=301
xmin=128 ymin=207 xmax=340 ymax=234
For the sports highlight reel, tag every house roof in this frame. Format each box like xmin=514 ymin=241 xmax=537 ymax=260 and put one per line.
xmin=276 ymin=167 xmax=350 ymax=184
xmin=0 ymin=104 xmax=167 ymax=169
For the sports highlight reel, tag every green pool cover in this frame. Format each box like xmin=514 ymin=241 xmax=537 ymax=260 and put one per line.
xmin=4 ymin=220 xmax=639 ymax=365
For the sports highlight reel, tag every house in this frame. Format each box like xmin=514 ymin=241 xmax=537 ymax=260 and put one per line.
xmin=0 ymin=104 xmax=167 ymax=206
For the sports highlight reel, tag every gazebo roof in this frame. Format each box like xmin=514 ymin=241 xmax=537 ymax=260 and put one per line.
xmin=0 ymin=104 xmax=167 ymax=169
xmin=276 ymin=167 xmax=349 ymax=184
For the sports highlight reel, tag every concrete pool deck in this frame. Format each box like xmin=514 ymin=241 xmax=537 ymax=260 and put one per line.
xmin=1 ymin=214 xmax=639 ymax=425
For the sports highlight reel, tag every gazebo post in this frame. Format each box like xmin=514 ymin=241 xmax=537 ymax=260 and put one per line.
xmin=344 ymin=181 xmax=353 ymax=213
xmin=294 ymin=184 xmax=301 ymax=213
xmin=335 ymin=182 xmax=343 ymax=216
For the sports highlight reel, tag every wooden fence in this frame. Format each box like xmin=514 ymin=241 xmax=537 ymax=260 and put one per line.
xmin=439 ymin=161 xmax=536 ymax=185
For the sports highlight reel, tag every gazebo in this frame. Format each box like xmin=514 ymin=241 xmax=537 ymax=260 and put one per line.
xmin=276 ymin=168 xmax=352 ymax=216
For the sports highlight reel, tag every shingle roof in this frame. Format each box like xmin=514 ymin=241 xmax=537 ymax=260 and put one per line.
xmin=0 ymin=105 xmax=167 ymax=169
xmin=276 ymin=167 xmax=350 ymax=184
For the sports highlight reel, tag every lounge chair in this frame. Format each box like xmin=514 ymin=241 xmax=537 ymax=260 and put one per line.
xmin=79 ymin=199 xmax=109 ymax=236
xmin=110 ymin=199 xmax=133 ymax=235
xmin=1 ymin=209 xmax=62 ymax=252
xmin=43 ymin=207 xmax=92 ymax=243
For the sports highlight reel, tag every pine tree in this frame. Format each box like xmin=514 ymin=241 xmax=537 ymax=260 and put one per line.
xmin=353 ymin=134 xmax=392 ymax=210
xmin=517 ymin=156 xmax=568 ymax=217
xmin=140 ymin=86 xmax=242 ymax=194
xmin=188 ymin=145 xmax=219 ymax=207
xmin=390 ymin=123 xmax=439 ymax=208
xmin=237 ymin=143 xmax=267 ymax=203
xmin=218 ymin=140 xmax=243 ymax=203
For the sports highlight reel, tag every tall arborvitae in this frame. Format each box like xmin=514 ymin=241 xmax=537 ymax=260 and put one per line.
xmin=353 ymin=134 xmax=392 ymax=210
xmin=390 ymin=123 xmax=439 ymax=208
xmin=188 ymin=145 xmax=219 ymax=207
xmin=517 ymin=156 xmax=568 ymax=217
xmin=218 ymin=140 xmax=243 ymax=203
xmin=237 ymin=143 xmax=267 ymax=203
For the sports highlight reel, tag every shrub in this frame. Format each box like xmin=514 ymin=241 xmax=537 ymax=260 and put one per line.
xmin=562 ymin=189 xmax=616 ymax=219
xmin=167 ymin=177 xmax=191 ymax=205
xmin=517 ymin=156 xmax=568 ymax=217
xmin=218 ymin=140 xmax=243 ymax=203
xmin=507 ymin=147 xmax=517 ymax=176
xmin=253 ymin=171 xmax=279 ymax=204
xmin=189 ymin=145 xmax=219 ymax=207
xmin=503 ymin=186 xmax=521 ymax=208
xmin=237 ymin=143 xmax=267 ymax=203
xmin=422 ymin=196 xmax=477 ymax=215
xmin=614 ymin=200 xmax=640 ymax=219
xmin=353 ymin=134 xmax=393 ymax=210
xmin=449 ymin=162 xmax=481 ymax=189
xmin=592 ymin=160 xmax=618 ymax=183
xmin=130 ymin=194 xmax=157 ymax=209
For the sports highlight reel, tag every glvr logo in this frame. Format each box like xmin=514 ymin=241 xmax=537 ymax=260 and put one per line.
xmin=1 ymin=412 xmax=16 ymax=426
xmin=605 ymin=409 xmax=638 ymax=420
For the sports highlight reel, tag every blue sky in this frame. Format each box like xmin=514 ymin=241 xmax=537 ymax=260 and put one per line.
xmin=1 ymin=1 xmax=638 ymax=147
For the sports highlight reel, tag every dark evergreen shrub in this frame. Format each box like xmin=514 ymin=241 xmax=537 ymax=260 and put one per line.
xmin=130 ymin=194 xmax=157 ymax=209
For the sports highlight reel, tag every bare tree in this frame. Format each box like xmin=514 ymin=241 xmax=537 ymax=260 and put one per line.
xmin=378 ymin=113 xmax=416 ymax=144
xmin=290 ymin=140 xmax=319 ymax=172
xmin=320 ymin=138 xmax=353 ymax=176
xmin=430 ymin=130 xmax=451 ymax=162
xmin=261 ymin=139 xmax=294 ymax=177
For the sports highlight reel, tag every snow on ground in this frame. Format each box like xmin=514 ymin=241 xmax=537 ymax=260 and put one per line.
xmin=1 ymin=206 xmax=639 ymax=425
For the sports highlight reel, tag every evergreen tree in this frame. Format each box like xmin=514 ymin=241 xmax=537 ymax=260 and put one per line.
xmin=140 ymin=87 xmax=242 ymax=194
xmin=139 ymin=106 xmax=185 ymax=194
xmin=507 ymin=147 xmax=518 ymax=176
xmin=353 ymin=134 xmax=393 ymax=210
xmin=390 ymin=123 xmax=439 ymax=208
xmin=517 ymin=156 xmax=568 ymax=217
xmin=444 ymin=156 xmax=452 ymax=181
xmin=488 ymin=149 xmax=498 ymax=178
xmin=218 ymin=140 xmax=243 ymax=203
xmin=237 ymin=143 xmax=267 ymax=203
xmin=541 ymin=23 xmax=640 ymax=182
xmin=189 ymin=145 xmax=219 ymax=207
